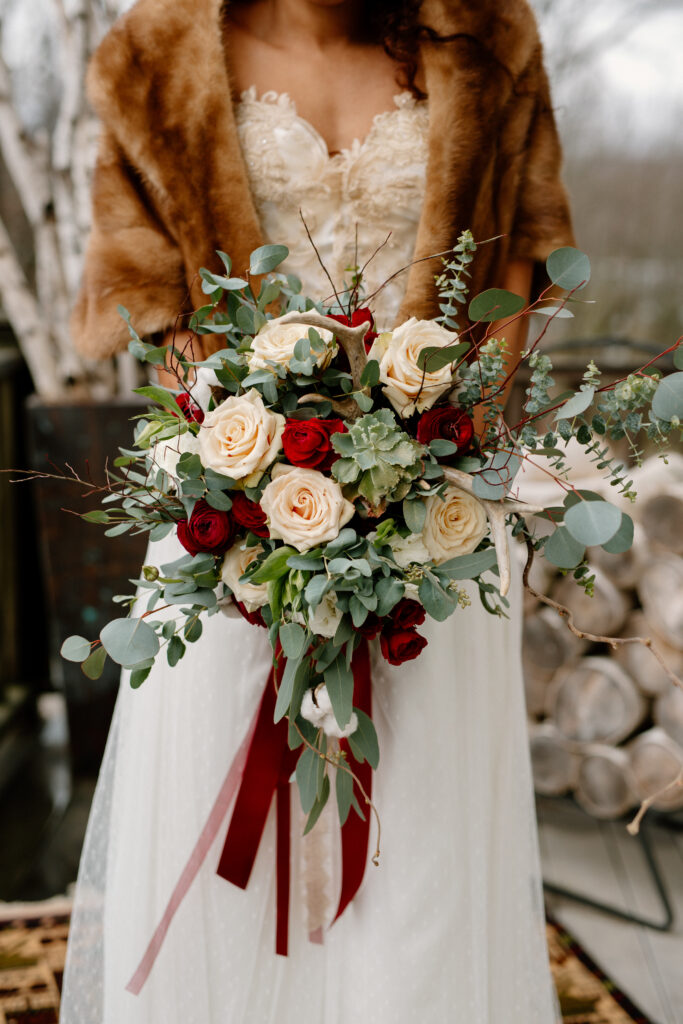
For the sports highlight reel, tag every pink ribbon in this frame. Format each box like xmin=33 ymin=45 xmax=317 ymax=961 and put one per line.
xmin=125 ymin=709 xmax=258 ymax=995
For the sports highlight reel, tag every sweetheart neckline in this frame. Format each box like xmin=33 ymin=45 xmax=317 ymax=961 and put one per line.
xmin=237 ymin=86 xmax=427 ymax=162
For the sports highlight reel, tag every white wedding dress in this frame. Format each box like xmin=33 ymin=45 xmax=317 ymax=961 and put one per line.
xmin=61 ymin=90 xmax=558 ymax=1024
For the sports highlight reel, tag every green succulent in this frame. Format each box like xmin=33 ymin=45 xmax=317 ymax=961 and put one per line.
xmin=331 ymin=408 xmax=425 ymax=509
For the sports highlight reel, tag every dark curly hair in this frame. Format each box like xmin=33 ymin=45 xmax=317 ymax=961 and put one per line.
xmin=365 ymin=1 xmax=501 ymax=99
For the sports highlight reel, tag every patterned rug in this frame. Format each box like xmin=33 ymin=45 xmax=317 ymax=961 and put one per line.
xmin=0 ymin=903 xmax=654 ymax=1023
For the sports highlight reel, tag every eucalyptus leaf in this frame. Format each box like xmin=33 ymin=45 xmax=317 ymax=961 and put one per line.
xmin=416 ymin=342 xmax=469 ymax=371
xmin=100 ymin=617 xmax=160 ymax=668
xmin=652 ymin=372 xmax=683 ymax=422
xmin=403 ymin=497 xmax=427 ymax=534
xmin=600 ymin=512 xmax=635 ymax=555
xmin=81 ymin=646 xmax=107 ymax=680
xmin=61 ymin=635 xmax=92 ymax=663
xmin=279 ymin=622 xmax=307 ymax=660
xmin=546 ymin=247 xmax=591 ymax=292
xmin=295 ymin=746 xmax=319 ymax=815
xmin=554 ymin=388 xmax=595 ymax=421
xmin=350 ymin=709 xmax=380 ymax=770
xmin=361 ymin=359 xmax=380 ymax=387
xmin=249 ymin=244 xmax=289 ymax=275
xmin=429 ymin=439 xmax=459 ymax=458
xmin=543 ymin=527 xmax=585 ymax=569
xmin=674 ymin=345 xmax=683 ymax=371
xmin=250 ymin=546 xmax=296 ymax=584
xmin=418 ymin=574 xmax=457 ymax=622
xmin=468 ymin=288 xmax=525 ymax=323
xmin=303 ymin=775 xmax=330 ymax=835
xmin=565 ymin=499 xmax=622 ymax=547
xmin=274 ymin=653 xmax=301 ymax=722
xmin=324 ymin=655 xmax=354 ymax=730
xmin=336 ymin=765 xmax=354 ymax=826
xmin=436 ymin=548 xmax=498 ymax=580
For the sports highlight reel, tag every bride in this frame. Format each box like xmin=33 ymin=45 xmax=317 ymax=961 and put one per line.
xmin=62 ymin=1 xmax=575 ymax=1021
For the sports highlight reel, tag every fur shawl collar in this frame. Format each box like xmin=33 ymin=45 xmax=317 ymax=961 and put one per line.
xmin=72 ymin=0 xmax=574 ymax=357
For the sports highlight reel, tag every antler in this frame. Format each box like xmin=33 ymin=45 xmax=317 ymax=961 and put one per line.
xmin=441 ymin=466 xmax=544 ymax=598
xmin=276 ymin=310 xmax=370 ymax=393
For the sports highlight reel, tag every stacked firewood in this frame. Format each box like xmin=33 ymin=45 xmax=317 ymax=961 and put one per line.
xmin=524 ymin=454 xmax=683 ymax=819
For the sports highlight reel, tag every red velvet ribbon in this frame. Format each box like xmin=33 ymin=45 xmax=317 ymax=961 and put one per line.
xmin=335 ymin=639 xmax=373 ymax=922
xmin=216 ymin=638 xmax=373 ymax=953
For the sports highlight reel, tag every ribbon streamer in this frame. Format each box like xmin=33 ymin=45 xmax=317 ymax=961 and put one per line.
xmin=127 ymin=639 xmax=373 ymax=993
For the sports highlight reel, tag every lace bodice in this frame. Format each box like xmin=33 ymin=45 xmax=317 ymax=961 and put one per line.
xmin=236 ymin=88 xmax=429 ymax=328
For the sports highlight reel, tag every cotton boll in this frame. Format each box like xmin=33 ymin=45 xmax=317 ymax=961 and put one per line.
xmin=301 ymin=684 xmax=358 ymax=740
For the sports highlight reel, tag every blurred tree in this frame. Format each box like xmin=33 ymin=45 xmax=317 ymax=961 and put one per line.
xmin=0 ymin=0 xmax=125 ymax=397
xmin=533 ymin=0 xmax=682 ymax=84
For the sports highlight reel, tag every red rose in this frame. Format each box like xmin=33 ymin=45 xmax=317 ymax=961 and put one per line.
xmin=176 ymin=500 xmax=235 ymax=556
xmin=231 ymin=491 xmax=269 ymax=538
xmin=174 ymin=392 xmax=205 ymax=425
xmin=416 ymin=406 xmax=474 ymax=452
xmin=380 ymin=627 xmax=428 ymax=666
xmin=282 ymin=418 xmax=348 ymax=471
xmin=328 ymin=308 xmax=378 ymax=353
xmin=390 ymin=598 xmax=426 ymax=630
xmin=234 ymin=600 xmax=267 ymax=628
xmin=357 ymin=612 xmax=382 ymax=640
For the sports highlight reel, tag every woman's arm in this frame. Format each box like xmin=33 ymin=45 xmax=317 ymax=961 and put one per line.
xmin=473 ymin=256 xmax=534 ymax=432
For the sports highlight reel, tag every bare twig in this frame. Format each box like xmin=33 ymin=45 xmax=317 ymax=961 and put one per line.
xmin=521 ymin=532 xmax=683 ymax=692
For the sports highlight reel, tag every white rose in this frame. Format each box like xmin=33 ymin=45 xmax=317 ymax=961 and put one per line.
xmin=422 ymin=485 xmax=488 ymax=563
xmin=191 ymin=367 xmax=220 ymax=412
xmin=308 ymin=590 xmax=343 ymax=638
xmin=221 ymin=542 xmax=269 ymax=612
xmin=260 ymin=464 xmax=355 ymax=552
xmin=247 ymin=320 xmax=335 ymax=373
xmin=150 ymin=431 xmax=201 ymax=488
xmin=385 ymin=531 xmax=431 ymax=568
xmin=301 ymin=684 xmax=358 ymax=740
xmin=370 ymin=317 xmax=459 ymax=417
xmin=198 ymin=388 xmax=285 ymax=484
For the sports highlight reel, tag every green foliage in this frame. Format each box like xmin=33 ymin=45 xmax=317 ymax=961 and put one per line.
xmin=468 ymin=288 xmax=525 ymax=324
xmin=100 ymin=617 xmax=160 ymax=668
xmin=546 ymin=247 xmax=591 ymax=292
xmin=434 ymin=229 xmax=477 ymax=329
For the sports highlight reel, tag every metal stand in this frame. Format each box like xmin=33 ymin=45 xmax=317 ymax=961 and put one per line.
xmin=543 ymin=819 xmax=674 ymax=933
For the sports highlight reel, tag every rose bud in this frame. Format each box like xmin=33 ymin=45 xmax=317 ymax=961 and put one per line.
xmin=380 ymin=627 xmax=428 ymax=666
xmin=176 ymin=499 xmax=235 ymax=556
xmin=416 ymin=406 xmax=474 ymax=452
xmin=282 ymin=418 xmax=347 ymax=471
xmin=357 ymin=612 xmax=383 ymax=639
xmin=174 ymin=392 xmax=205 ymax=425
xmin=390 ymin=598 xmax=426 ymax=630
xmin=328 ymin=308 xmax=378 ymax=353
xmin=231 ymin=491 xmax=269 ymax=538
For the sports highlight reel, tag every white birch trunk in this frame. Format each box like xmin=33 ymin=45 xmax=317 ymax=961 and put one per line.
xmin=0 ymin=0 xmax=121 ymax=397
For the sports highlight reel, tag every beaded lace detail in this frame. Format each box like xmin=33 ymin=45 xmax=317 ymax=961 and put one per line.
xmin=236 ymin=88 xmax=429 ymax=328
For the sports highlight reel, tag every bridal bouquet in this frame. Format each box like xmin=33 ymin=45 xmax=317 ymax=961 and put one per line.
xmin=60 ymin=235 xmax=683 ymax=836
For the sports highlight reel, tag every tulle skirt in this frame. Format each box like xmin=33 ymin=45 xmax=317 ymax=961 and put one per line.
xmin=61 ymin=534 xmax=558 ymax=1023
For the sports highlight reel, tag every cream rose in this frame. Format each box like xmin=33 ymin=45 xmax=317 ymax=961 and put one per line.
xmin=422 ymin=485 xmax=488 ymax=563
xmin=370 ymin=317 xmax=459 ymax=418
xmin=198 ymin=389 xmax=285 ymax=484
xmin=247 ymin=320 xmax=335 ymax=373
xmin=151 ymin=431 xmax=201 ymax=487
xmin=260 ymin=464 xmax=355 ymax=552
xmin=221 ymin=542 xmax=269 ymax=612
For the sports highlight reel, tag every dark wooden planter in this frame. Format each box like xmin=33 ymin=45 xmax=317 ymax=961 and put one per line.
xmin=25 ymin=396 xmax=148 ymax=775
